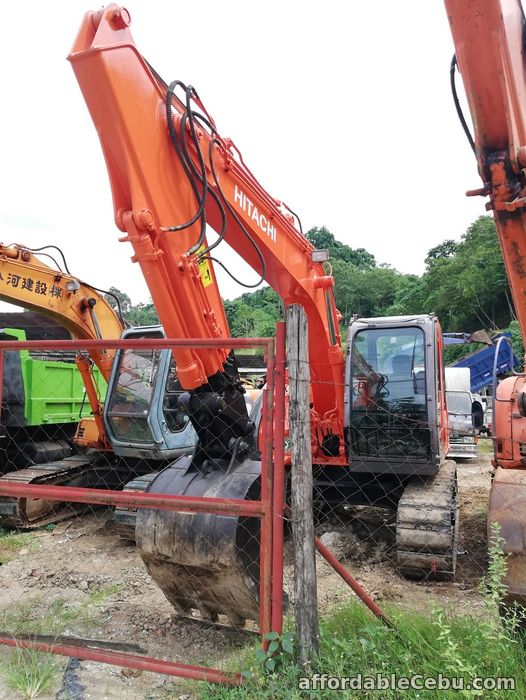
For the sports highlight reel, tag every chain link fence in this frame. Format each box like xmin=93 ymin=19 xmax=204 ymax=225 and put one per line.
xmin=0 ymin=322 xmax=500 ymax=694
xmin=0 ymin=335 xmax=285 ymax=694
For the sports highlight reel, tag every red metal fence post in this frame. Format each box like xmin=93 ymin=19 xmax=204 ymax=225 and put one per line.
xmin=259 ymin=338 xmax=275 ymax=640
xmin=271 ymin=322 xmax=286 ymax=635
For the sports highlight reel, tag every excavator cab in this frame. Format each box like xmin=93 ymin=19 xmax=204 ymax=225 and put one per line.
xmin=103 ymin=327 xmax=197 ymax=460
xmin=345 ymin=315 xmax=445 ymax=476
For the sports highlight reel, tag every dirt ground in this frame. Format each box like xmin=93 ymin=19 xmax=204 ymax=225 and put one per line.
xmin=0 ymin=447 xmax=493 ymax=699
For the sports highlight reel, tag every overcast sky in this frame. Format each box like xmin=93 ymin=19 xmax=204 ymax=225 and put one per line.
xmin=0 ymin=1 xmax=486 ymax=308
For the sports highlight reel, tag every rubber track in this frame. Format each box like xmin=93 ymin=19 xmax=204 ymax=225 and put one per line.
xmin=0 ymin=454 xmax=99 ymax=528
xmin=113 ymin=472 xmax=158 ymax=540
xmin=396 ymin=459 xmax=458 ymax=579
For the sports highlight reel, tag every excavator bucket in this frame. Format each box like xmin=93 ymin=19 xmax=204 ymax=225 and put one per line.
xmin=488 ymin=467 xmax=526 ymax=607
xmin=135 ymin=456 xmax=262 ymax=627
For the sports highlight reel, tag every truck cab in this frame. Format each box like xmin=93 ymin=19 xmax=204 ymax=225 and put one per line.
xmin=444 ymin=367 xmax=483 ymax=459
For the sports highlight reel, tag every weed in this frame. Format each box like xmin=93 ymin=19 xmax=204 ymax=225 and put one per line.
xmin=197 ymin=528 xmax=526 ymax=699
xmin=87 ymin=582 xmax=122 ymax=605
xmin=4 ymin=647 xmax=59 ymax=699
xmin=247 ymin=630 xmax=294 ymax=676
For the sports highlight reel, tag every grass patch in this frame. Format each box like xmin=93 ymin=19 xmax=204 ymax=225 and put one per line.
xmin=0 ymin=528 xmax=34 ymax=564
xmin=196 ymin=525 xmax=526 ymax=699
xmin=0 ymin=584 xmax=123 ymax=697
xmin=87 ymin=582 xmax=122 ymax=606
xmin=195 ymin=602 xmax=526 ymax=699
xmin=4 ymin=648 xmax=59 ymax=699
xmin=477 ymin=437 xmax=494 ymax=453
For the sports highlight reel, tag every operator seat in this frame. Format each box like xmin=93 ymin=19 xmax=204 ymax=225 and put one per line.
xmin=389 ymin=355 xmax=415 ymax=401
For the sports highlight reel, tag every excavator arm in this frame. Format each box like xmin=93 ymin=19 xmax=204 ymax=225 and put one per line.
xmin=68 ymin=5 xmax=344 ymax=450
xmin=0 ymin=243 xmax=125 ymax=447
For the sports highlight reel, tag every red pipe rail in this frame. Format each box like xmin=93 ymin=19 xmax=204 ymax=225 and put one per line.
xmin=0 ymin=334 xmax=285 ymax=686
xmin=0 ymin=482 xmax=266 ymax=516
xmin=0 ymin=338 xmax=274 ymax=351
xmin=0 ymin=636 xmax=243 ymax=685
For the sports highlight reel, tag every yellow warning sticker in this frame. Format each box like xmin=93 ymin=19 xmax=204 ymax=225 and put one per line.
xmin=196 ymin=245 xmax=213 ymax=287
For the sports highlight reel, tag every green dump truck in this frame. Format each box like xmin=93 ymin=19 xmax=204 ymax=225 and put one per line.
xmin=0 ymin=313 xmax=105 ymax=469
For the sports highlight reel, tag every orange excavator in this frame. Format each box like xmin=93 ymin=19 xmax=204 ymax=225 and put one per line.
xmin=69 ymin=6 xmax=456 ymax=626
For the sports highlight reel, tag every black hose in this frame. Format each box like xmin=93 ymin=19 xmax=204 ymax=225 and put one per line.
xmin=164 ymin=81 xmax=206 ymax=232
xmin=450 ymin=55 xmax=476 ymax=153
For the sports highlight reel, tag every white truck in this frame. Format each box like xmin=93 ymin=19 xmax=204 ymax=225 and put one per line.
xmin=445 ymin=367 xmax=484 ymax=459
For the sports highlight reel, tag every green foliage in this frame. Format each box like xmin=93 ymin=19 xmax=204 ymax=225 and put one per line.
xmin=425 ymin=239 xmax=459 ymax=263
xmin=384 ymin=275 xmax=426 ymax=316
xmin=442 ymin=341 xmax=481 ymax=367
xmin=0 ymin=528 xmax=34 ymax=564
xmin=224 ymin=287 xmax=280 ymax=338
xmin=198 ymin=534 xmax=526 ymax=699
xmin=0 ymin=584 xmax=126 ymax=699
xmin=246 ymin=630 xmax=295 ymax=677
xmin=4 ymin=648 xmax=59 ymax=699
xmin=332 ymin=259 xmax=405 ymax=323
xmin=198 ymin=598 xmax=526 ymax=699
xmin=422 ymin=216 xmax=510 ymax=331
xmin=103 ymin=286 xmax=159 ymax=327
xmin=507 ymin=320 xmax=525 ymax=369
xmin=124 ymin=301 xmax=160 ymax=327
xmin=306 ymin=226 xmax=375 ymax=268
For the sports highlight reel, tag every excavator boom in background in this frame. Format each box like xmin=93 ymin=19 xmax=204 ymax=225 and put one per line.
xmin=445 ymin=0 xmax=526 ymax=607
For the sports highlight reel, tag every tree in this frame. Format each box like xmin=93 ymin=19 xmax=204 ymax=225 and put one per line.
xmin=224 ymin=287 xmax=280 ymax=337
xmin=385 ymin=275 xmax=426 ymax=316
xmin=103 ymin=286 xmax=159 ymax=326
xmin=103 ymin=286 xmax=132 ymax=316
xmin=125 ymin=302 xmax=159 ymax=326
xmin=331 ymin=260 xmax=402 ymax=323
xmin=306 ymin=226 xmax=376 ymax=268
xmin=422 ymin=216 xmax=511 ymax=331
xmin=425 ymin=239 xmax=459 ymax=264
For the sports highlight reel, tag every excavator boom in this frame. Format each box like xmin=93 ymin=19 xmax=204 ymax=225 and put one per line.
xmin=68 ymin=5 xmax=343 ymax=435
